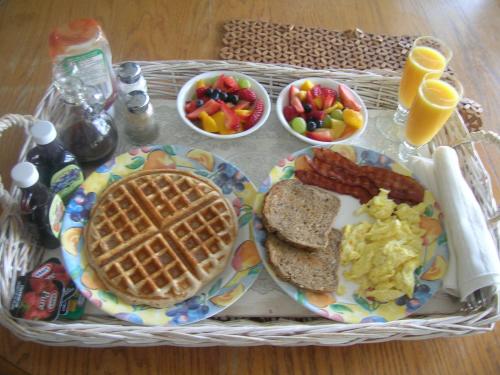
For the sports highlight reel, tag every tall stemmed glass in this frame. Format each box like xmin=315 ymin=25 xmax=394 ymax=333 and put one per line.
xmin=398 ymin=72 xmax=463 ymax=162
xmin=378 ymin=36 xmax=453 ymax=141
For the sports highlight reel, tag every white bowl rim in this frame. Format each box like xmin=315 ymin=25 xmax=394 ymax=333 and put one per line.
xmin=275 ymin=77 xmax=368 ymax=145
xmin=177 ymin=71 xmax=271 ymax=139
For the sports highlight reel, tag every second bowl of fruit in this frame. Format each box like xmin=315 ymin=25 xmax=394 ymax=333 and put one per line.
xmin=177 ymin=71 xmax=271 ymax=139
xmin=276 ymin=78 xmax=368 ymax=145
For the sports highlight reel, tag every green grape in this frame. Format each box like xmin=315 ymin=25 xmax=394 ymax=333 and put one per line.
xmin=290 ymin=117 xmax=306 ymax=134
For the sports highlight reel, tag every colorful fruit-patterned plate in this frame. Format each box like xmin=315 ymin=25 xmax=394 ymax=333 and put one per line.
xmin=60 ymin=145 xmax=262 ymax=326
xmin=253 ymin=144 xmax=449 ymax=323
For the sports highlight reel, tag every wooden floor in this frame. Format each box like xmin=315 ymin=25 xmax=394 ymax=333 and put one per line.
xmin=0 ymin=0 xmax=499 ymax=374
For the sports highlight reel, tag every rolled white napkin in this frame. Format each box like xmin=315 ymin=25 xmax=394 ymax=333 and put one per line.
xmin=409 ymin=146 xmax=500 ymax=301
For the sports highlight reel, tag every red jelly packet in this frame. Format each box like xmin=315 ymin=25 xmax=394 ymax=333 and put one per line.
xmin=28 ymin=258 xmax=86 ymax=320
xmin=10 ymin=276 xmax=63 ymax=321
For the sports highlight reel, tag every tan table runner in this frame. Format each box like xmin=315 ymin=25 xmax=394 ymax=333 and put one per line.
xmin=220 ymin=19 xmax=483 ymax=132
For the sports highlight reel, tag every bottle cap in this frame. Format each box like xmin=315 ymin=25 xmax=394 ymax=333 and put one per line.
xmin=30 ymin=120 xmax=57 ymax=145
xmin=126 ymin=90 xmax=150 ymax=114
xmin=118 ymin=62 xmax=142 ymax=84
xmin=11 ymin=162 xmax=39 ymax=188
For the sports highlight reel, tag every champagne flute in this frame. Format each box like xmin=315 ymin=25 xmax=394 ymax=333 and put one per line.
xmin=378 ymin=36 xmax=452 ymax=141
xmin=398 ymin=73 xmax=463 ymax=161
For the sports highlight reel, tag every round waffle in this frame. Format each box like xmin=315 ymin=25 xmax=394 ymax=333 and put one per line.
xmin=84 ymin=169 xmax=237 ymax=308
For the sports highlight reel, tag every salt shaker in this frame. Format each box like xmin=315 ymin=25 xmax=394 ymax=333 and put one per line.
xmin=117 ymin=62 xmax=148 ymax=97
xmin=125 ymin=90 xmax=158 ymax=144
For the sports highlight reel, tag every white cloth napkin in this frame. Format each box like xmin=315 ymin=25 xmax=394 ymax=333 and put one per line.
xmin=409 ymin=146 xmax=500 ymax=301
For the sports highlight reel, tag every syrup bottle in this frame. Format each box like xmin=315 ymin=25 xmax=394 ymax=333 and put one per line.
xmin=11 ymin=162 xmax=64 ymax=249
xmin=27 ymin=120 xmax=84 ymax=202
xmin=53 ymin=72 xmax=118 ymax=166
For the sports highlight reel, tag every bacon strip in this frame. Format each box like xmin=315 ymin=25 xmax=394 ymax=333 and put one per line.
xmin=310 ymin=158 xmax=379 ymax=197
xmin=311 ymin=148 xmax=425 ymax=204
xmin=358 ymin=166 xmax=424 ymax=204
xmin=313 ymin=148 xmax=361 ymax=176
xmin=295 ymin=170 xmax=372 ymax=203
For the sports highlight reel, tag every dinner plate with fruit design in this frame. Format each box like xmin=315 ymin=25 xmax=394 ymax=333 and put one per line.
xmin=59 ymin=145 xmax=262 ymax=326
xmin=253 ymin=144 xmax=449 ymax=323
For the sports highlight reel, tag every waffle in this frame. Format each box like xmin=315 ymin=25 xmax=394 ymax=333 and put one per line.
xmin=84 ymin=169 xmax=237 ymax=308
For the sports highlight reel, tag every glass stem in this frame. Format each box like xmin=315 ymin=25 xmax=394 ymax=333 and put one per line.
xmin=393 ymin=104 xmax=409 ymax=125
xmin=398 ymin=140 xmax=420 ymax=162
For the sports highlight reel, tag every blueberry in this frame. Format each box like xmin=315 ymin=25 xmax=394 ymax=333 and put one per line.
xmin=316 ymin=119 xmax=324 ymax=128
xmin=210 ymin=89 xmax=221 ymax=100
xmin=229 ymin=94 xmax=239 ymax=105
xmin=219 ymin=92 xmax=228 ymax=102
xmin=306 ymin=120 xmax=317 ymax=131
xmin=303 ymin=103 xmax=312 ymax=113
xmin=205 ymin=88 xmax=214 ymax=97
xmin=195 ymin=99 xmax=204 ymax=108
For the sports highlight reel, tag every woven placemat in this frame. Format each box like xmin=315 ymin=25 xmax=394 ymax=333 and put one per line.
xmin=220 ymin=19 xmax=482 ymax=132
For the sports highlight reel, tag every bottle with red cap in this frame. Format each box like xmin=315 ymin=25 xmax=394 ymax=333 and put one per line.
xmin=27 ymin=120 xmax=84 ymax=201
xmin=11 ymin=162 xmax=64 ymax=249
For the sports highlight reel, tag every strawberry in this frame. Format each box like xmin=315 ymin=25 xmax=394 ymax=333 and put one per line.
xmin=238 ymin=88 xmax=257 ymax=102
xmin=306 ymin=129 xmax=333 ymax=142
xmin=219 ymin=102 xmax=240 ymax=130
xmin=223 ymin=76 xmax=239 ymax=92
xmin=321 ymin=87 xmax=336 ymax=109
xmin=289 ymin=85 xmax=300 ymax=104
xmin=338 ymin=84 xmax=361 ymax=111
xmin=306 ymin=90 xmax=316 ymax=109
xmin=311 ymin=110 xmax=326 ymax=121
xmin=196 ymin=87 xmax=208 ymax=98
xmin=213 ymin=74 xmax=226 ymax=89
xmin=234 ymin=100 xmax=250 ymax=110
xmin=283 ymin=105 xmax=298 ymax=122
xmin=184 ymin=100 xmax=198 ymax=114
xmin=311 ymin=84 xmax=322 ymax=97
xmin=245 ymin=98 xmax=264 ymax=129
xmin=291 ymin=96 xmax=304 ymax=113
xmin=186 ymin=99 xmax=220 ymax=120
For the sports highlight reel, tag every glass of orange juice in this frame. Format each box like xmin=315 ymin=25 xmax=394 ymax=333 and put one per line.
xmin=378 ymin=36 xmax=452 ymax=141
xmin=398 ymin=73 xmax=463 ymax=161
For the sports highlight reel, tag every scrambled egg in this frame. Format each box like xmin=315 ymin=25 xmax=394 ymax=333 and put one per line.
xmin=341 ymin=189 xmax=427 ymax=302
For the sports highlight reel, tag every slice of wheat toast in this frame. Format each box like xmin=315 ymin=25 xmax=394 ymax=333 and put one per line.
xmin=266 ymin=229 xmax=342 ymax=292
xmin=262 ymin=179 xmax=340 ymax=251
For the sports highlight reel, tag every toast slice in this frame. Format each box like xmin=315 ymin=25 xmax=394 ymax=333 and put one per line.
xmin=262 ymin=179 xmax=340 ymax=251
xmin=266 ymin=229 xmax=342 ymax=292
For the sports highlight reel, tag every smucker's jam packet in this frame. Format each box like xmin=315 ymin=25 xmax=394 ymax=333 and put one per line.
xmin=10 ymin=276 xmax=64 ymax=321
xmin=10 ymin=258 xmax=86 ymax=321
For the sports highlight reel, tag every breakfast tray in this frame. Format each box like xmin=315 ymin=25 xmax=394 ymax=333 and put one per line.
xmin=0 ymin=60 xmax=499 ymax=347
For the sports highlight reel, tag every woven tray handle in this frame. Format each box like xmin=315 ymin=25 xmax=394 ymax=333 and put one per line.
xmin=0 ymin=114 xmax=34 ymax=212
xmin=452 ymin=130 xmax=500 ymax=225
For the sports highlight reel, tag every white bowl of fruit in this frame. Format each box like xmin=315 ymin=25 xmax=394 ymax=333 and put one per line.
xmin=177 ymin=71 xmax=271 ymax=139
xmin=276 ymin=78 xmax=368 ymax=145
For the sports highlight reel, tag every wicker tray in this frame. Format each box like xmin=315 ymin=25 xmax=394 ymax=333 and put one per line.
xmin=0 ymin=60 xmax=498 ymax=347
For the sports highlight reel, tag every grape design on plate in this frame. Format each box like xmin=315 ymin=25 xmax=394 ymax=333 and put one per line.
xmin=165 ymin=295 xmax=210 ymax=324
xmin=67 ymin=188 xmax=97 ymax=223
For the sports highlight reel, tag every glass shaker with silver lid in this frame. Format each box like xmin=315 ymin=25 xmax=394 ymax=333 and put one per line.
xmin=117 ymin=62 xmax=148 ymax=97
xmin=125 ymin=90 xmax=158 ymax=144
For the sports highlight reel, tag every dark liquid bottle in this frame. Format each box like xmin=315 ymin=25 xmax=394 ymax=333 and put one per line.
xmin=11 ymin=162 xmax=64 ymax=249
xmin=60 ymin=107 xmax=117 ymax=166
xmin=52 ymin=74 xmax=118 ymax=167
xmin=27 ymin=120 xmax=84 ymax=201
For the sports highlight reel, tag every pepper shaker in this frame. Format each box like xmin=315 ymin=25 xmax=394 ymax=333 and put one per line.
xmin=125 ymin=90 xmax=158 ymax=145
